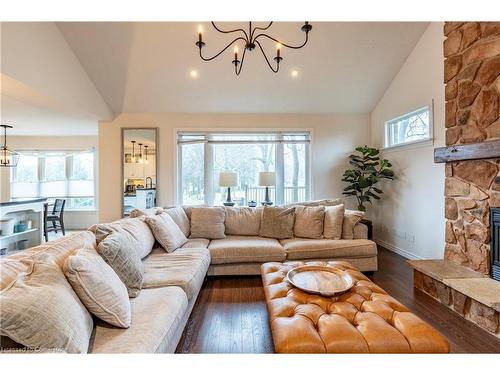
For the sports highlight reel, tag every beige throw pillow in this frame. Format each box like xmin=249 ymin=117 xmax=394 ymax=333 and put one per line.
xmin=0 ymin=261 xmax=93 ymax=353
xmin=64 ymin=247 xmax=131 ymax=328
xmin=259 ymin=206 xmax=296 ymax=239
xmin=190 ymin=207 xmax=226 ymax=239
xmin=293 ymin=206 xmax=325 ymax=239
xmin=89 ymin=217 xmax=155 ymax=259
xmin=164 ymin=207 xmax=191 ymax=237
xmin=323 ymin=204 xmax=345 ymax=240
xmin=224 ymin=207 xmax=262 ymax=236
xmin=342 ymin=209 xmax=365 ymax=240
xmin=96 ymin=231 xmax=144 ymax=298
xmin=129 ymin=207 xmax=164 ymax=218
xmin=145 ymin=214 xmax=188 ymax=252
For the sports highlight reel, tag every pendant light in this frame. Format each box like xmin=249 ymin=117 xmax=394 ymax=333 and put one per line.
xmin=138 ymin=143 xmax=143 ymax=163
xmin=144 ymin=145 xmax=149 ymax=165
xmin=131 ymin=140 xmax=136 ymax=163
xmin=0 ymin=125 xmax=20 ymax=167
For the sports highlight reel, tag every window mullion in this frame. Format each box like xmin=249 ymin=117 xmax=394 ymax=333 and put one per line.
xmin=204 ymin=135 xmax=214 ymax=206
xmin=275 ymin=133 xmax=284 ymax=205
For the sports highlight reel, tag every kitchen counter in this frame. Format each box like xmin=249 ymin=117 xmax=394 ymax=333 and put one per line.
xmin=0 ymin=198 xmax=47 ymax=207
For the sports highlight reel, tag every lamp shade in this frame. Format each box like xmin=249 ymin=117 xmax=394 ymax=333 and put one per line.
xmin=219 ymin=172 xmax=238 ymax=187
xmin=258 ymin=172 xmax=276 ymax=187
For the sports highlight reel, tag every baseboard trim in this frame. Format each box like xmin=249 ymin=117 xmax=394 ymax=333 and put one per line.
xmin=374 ymin=238 xmax=423 ymax=260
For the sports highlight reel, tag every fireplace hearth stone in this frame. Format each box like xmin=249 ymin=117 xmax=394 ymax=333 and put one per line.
xmin=408 ymin=259 xmax=500 ymax=337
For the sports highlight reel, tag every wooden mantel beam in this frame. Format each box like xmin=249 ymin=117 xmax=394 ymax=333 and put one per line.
xmin=434 ymin=139 xmax=500 ymax=163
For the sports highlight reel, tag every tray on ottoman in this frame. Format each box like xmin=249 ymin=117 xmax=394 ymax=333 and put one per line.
xmin=261 ymin=261 xmax=450 ymax=353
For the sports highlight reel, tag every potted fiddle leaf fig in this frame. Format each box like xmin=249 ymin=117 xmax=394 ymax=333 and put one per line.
xmin=341 ymin=146 xmax=395 ymax=212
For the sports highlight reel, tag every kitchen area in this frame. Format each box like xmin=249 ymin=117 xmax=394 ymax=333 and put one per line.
xmin=122 ymin=128 xmax=158 ymax=216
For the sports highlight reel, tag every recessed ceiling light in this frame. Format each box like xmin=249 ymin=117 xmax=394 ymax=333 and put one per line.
xmin=291 ymin=70 xmax=299 ymax=78
xmin=190 ymin=70 xmax=198 ymax=78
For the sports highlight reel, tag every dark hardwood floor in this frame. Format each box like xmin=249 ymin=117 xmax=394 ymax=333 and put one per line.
xmin=176 ymin=247 xmax=500 ymax=353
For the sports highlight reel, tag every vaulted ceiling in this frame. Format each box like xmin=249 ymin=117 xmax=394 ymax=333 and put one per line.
xmin=57 ymin=22 xmax=429 ymax=114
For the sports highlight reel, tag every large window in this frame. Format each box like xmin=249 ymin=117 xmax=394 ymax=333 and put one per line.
xmin=177 ymin=131 xmax=310 ymax=206
xmin=384 ymin=106 xmax=432 ymax=148
xmin=11 ymin=150 xmax=96 ymax=210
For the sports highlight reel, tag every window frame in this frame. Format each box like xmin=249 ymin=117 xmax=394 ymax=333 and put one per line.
xmin=10 ymin=149 xmax=97 ymax=211
xmin=383 ymin=105 xmax=434 ymax=151
xmin=175 ymin=129 xmax=313 ymax=206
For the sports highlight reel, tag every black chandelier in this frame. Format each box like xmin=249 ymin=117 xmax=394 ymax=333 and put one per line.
xmin=195 ymin=22 xmax=312 ymax=75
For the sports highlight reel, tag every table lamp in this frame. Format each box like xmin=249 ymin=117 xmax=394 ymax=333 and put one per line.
xmin=219 ymin=172 xmax=238 ymax=206
xmin=258 ymin=172 xmax=276 ymax=206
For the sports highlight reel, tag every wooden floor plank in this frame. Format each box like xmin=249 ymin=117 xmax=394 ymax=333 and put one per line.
xmin=176 ymin=247 xmax=500 ymax=353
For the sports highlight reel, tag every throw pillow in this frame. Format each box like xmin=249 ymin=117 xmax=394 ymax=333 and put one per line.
xmin=259 ymin=206 xmax=296 ymax=239
xmin=164 ymin=206 xmax=191 ymax=237
xmin=0 ymin=260 xmax=93 ymax=353
xmin=64 ymin=246 xmax=131 ymax=328
xmin=190 ymin=207 xmax=226 ymax=239
xmin=129 ymin=207 xmax=164 ymax=218
xmin=323 ymin=204 xmax=345 ymax=240
xmin=342 ymin=209 xmax=365 ymax=240
xmin=145 ymin=213 xmax=188 ymax=252
xmin=96 ymin=231 xmax=144 ymax=298
xmin=224 ymin=207 xmax=262 ymax=236
xmin=293 ymin=206 xmax=325 ymax=239
xmin=89 ymin=217 xmax=155 ymax=259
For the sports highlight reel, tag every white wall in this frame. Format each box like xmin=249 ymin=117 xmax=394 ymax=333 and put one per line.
xmin=1 ymin=22 xmax=112 ymax=120
xmin=99 ymin=113 xmax=370 ymax=222
xmin=0 ymin=136 xmax=99 ymax=229
xmin=369 ymin=22 xmax=445 ymax=260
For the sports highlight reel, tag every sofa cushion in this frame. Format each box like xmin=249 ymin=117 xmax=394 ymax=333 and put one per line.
xmin=181 ymin=238 xmax=210 ymax=249
xmin=209 ymin=235 xmax=286 ymax=265
xmin=342 ymin=209 xmax=365 ymax=240
xmin=224 ymin=207 xmax=262 ymax=236
xmin=90 ymin=286 xmax=188 ymax=353
xmin=0 ymin=260 xmax=93 ymax=353
xmin=293 ymin=206 xmax=325 ymax=239
xmin=190 ymin=207 xmax=226 ymax=239
xmin=90 ymin=217 xmax=155 ymax=259
xmin=145 ymin=214 xmax=187 ymax=253
xmin=259 ymin=206 xmax=295 ymax=239
xmin=96 ymin=231 xmax=144 ymax=298
xmin=142 ymin=247 xmax=210 ymax=299
xmin=323 ymin=204 xmax=345 ymax=240
xmin=280 ymin=238 xmax=377 ymax=260
xmin=64 ymin=246 xmax=131 ymax=328
xmin=164 ymin=207 xmax=191 ymax=237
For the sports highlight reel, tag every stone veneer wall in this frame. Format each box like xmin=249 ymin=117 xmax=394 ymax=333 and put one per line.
xmin=444 ymin=22 xmax=500 ymax=275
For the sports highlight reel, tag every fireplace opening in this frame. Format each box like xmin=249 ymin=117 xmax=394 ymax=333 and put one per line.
xmin=491 ymin=208 xmax=500 ymax=282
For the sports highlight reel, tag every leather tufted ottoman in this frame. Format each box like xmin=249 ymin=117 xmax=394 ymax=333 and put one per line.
xmin=261 ymin=261 xmax=450 ymax=353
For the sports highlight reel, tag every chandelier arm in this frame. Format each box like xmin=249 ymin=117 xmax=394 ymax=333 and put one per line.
xmin=255 ymin=40 xmax=279 ymax=73
xmin=199 ymin=37 xmax=247 ymax=61
xmin=235 ymin=46 xmax=247 ymax=76
xmin=211 ymin=22 xmax=249 ymax=41
xmin=253 ymin=31 xmax=309 ymax=49
xmin=250 ymin=21 xmax=273 ymax=40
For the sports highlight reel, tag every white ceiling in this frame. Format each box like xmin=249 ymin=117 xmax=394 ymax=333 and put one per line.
xmin=57 ymin=22 xmax=429 ymax=114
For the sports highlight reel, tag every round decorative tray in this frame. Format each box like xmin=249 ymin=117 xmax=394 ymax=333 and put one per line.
xmin=285 ymin=265 xmax=354 ymax=297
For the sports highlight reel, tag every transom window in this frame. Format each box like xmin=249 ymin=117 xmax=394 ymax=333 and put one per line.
xmin=11 ymin=150 xmax=96 ymax=210
xmin=384 ymin=106 xmax=432 ymax=148
xmin=177 ymin=131 xmax=311 ymax=206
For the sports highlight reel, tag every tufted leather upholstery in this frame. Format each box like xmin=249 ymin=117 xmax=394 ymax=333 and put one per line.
xmin=261 ymin=261 xmax=450 ymax=353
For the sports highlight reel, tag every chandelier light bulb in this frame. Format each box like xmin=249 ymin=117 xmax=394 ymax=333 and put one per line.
xmin=198 ymin=24 xmax=203 ymax=34
xmin=234 ymin=45 xmax=239 ymax=54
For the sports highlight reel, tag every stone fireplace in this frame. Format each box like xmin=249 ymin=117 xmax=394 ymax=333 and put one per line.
xmin=409 ymin=22 xmax=500 ymax=337
xmin=443 ymin=21 xmax=500 ymax=276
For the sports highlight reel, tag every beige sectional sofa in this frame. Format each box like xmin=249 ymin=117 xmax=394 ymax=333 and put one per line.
xmin=0 ymin=199 xmax=377 ymax=353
